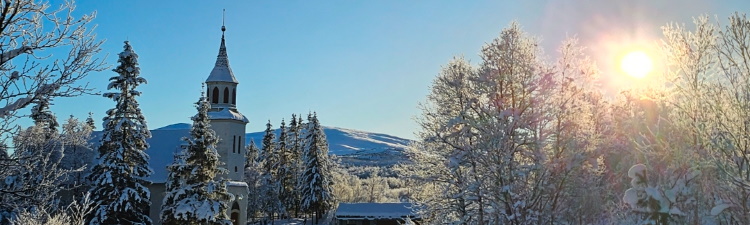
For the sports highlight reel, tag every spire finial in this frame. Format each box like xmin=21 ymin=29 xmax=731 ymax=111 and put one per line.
xmin=221 ymin=9 xmax=226 ymax=34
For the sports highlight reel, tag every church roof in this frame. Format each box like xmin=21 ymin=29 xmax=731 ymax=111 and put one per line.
xmin=206 ymin=27 xmax=238 ymax=84
xmin=88 ymin=129 xmax=187 ymax=183
xmin=208 ymin=107 xmax=249 ymax=123
xmin=335 ymin=203 xmax=421 ymax=220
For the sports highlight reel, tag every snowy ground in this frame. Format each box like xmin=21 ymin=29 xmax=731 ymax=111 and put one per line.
xmin=247 ymin=213 xmax=334 ymax=225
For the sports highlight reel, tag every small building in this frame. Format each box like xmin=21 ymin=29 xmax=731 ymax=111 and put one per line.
xmin=334 ymin=203 xmax=421 ymax=225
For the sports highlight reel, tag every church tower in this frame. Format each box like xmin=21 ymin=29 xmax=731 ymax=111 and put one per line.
xmin=205 ymin=23 xmax=248 ymax=181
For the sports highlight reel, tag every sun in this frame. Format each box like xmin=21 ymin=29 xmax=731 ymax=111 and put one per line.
xmin=620 ymin=51 xmax=653 ymax=79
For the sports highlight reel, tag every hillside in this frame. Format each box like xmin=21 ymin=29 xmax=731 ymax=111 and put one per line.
xmin=89 ymin=123 xmax=413 ymax=181
xmin=155 ymin=123 xmax=411 ymax=155
xmin=244 ymin=125 xmax=412 ymax=169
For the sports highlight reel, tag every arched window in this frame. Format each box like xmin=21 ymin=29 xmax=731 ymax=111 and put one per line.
xmin=232 ymin=88 xmax=236 ymax=105
xmin=232 ymin=136 xmax=236 ymax=153
xmin=231 ymin=202 xmax=240 ymax=225
xmin=212 ymin=87 xmax=219 ymax=103
xmin=206 ymin=87 xmax=209 ymax=99
xmin=223 ymin=87 xmax=229 ymax=103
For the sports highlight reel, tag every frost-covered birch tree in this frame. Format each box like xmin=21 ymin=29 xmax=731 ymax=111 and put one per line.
xmin=405 ymin=22 xmax=611 ymax=225
xmin=464 ymin=22 xmax=551 ymax=224
xmin=160 ymin=96 xmax=233 ymax=225
xmin=666 ymin=13 xmax=750 ymax=224
xmin=87 ymin=41 xmax=153 ymax=225
xmin=399 ymin=56 xmax=479 ymax=224
xmin=0 ymin=1 xmax=102 ymax=222
xmin=59 ymin=115 xmax=95 ymax=204
xmin=534 ymin=38 xmax=608 ymax=223
xmin=0 ymin=0 xmax=105 ymax=141
xmin=0 ymin=124 xmax=65 ymax=223
xmin=1 ymin=112 xmax=92 ymax=224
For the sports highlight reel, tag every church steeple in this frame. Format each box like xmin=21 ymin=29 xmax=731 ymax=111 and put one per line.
xmin=206 ymin=24 xmax=238 ymax=84
xmin=205 ymin=19 xmax=243 ymax=110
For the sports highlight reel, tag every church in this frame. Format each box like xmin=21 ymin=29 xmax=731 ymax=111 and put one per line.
xmin=143 ymin=24 xmax=250 ymax=225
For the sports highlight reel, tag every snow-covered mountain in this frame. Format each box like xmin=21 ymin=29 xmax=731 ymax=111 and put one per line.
xmin=153 ymin=123 xmax=411 ymax=155
xmin=154 ymin=123 xmax=411 ymax=165
xmin=245 ymin=125 xmax=413 ymax=168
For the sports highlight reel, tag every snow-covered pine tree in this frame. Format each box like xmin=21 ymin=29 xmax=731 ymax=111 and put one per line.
xmin=86 ymin=112 xmax=96 ymax=130
xmin=87 ymin=41 xmax=153 ymax=225
xmin=261 ymin=120 xmax=278 ymax=177
xmin=30 ymin=97 xmax=59 ymax=136
xmin=160 ymin=95 xmax=233 ymax=225
xmin=0 ymin=144 xmax=7 ymax=159
xmin=29 ymin=99 xmax=66 ymax=168
xmin=287 ymin=114 xmax=304 ymax=217
xmin=299 ymin=113 xmax=335 ymax=223
xmin=160 ymin=152 xmax=187 ymax=225
xmin=277 ymin=119 xmax=296 ymax=217
xmin=244 ymin=140 xmax=263 ymax=222
xmin=258 ymin=120 xmax=283 ymax=222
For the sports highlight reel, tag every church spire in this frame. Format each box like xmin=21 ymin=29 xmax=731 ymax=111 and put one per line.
xmin=215 ymin=29 xmax=229 ymax=68
xmin=218 ymin=8 xmax=227 ymax=67
xmin=206 ymin=10 xmax=237 ymax=84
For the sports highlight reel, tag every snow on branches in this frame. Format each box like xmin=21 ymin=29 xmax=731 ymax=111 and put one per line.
xmin=160 ymin=96 xmax=233 ymax=225
xmin=87 ymin=41 xmax=152 ymax=225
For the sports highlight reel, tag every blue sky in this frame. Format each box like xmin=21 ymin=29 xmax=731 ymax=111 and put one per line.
xmin=41 ymin=0 xmax=747 ymax=139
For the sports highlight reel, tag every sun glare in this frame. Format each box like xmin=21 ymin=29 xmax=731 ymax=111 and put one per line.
xmin=620 ymin=51 xmax=653 ymax=79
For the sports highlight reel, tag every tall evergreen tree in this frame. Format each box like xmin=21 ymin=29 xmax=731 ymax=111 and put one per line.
xmin=287 ymin=114 xmax=304 ymax=217
xmin=244 ymin=140 xmax=263 ymax=222
xmin=299 ymin=113 xmax=335 ymax=224
xmin=259 ymin=120 xmax=282 ymax=222
xmin=30 ymin=98 xmax=58 ymax=136
xmin=86 ymin=112 xmax=96 ymax=130
xmin=87 ymin=41 xmax=153 ymax=225
xmin=277 ymin=119 xmax=296 ymax=217
xmin=260 ymin=120 xmax=277 ymax=176
xmin=160 ymin=96 xmax=233 ymax=225
xmin=160 ymin=152 xmax=187 ymax=225
xmin=0 ymin=144 xmax=6 ymax=160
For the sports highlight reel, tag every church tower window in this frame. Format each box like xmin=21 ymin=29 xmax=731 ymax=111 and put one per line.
xmin=232 ymin=88 xmax=236 ymax=105
xmin=237 ymin=136 xmax=242 ymax=154
xmin=212 ymin=87 xmax=219 ymax=103
xmin=223 ymin=87 xmax=229 ymax=103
